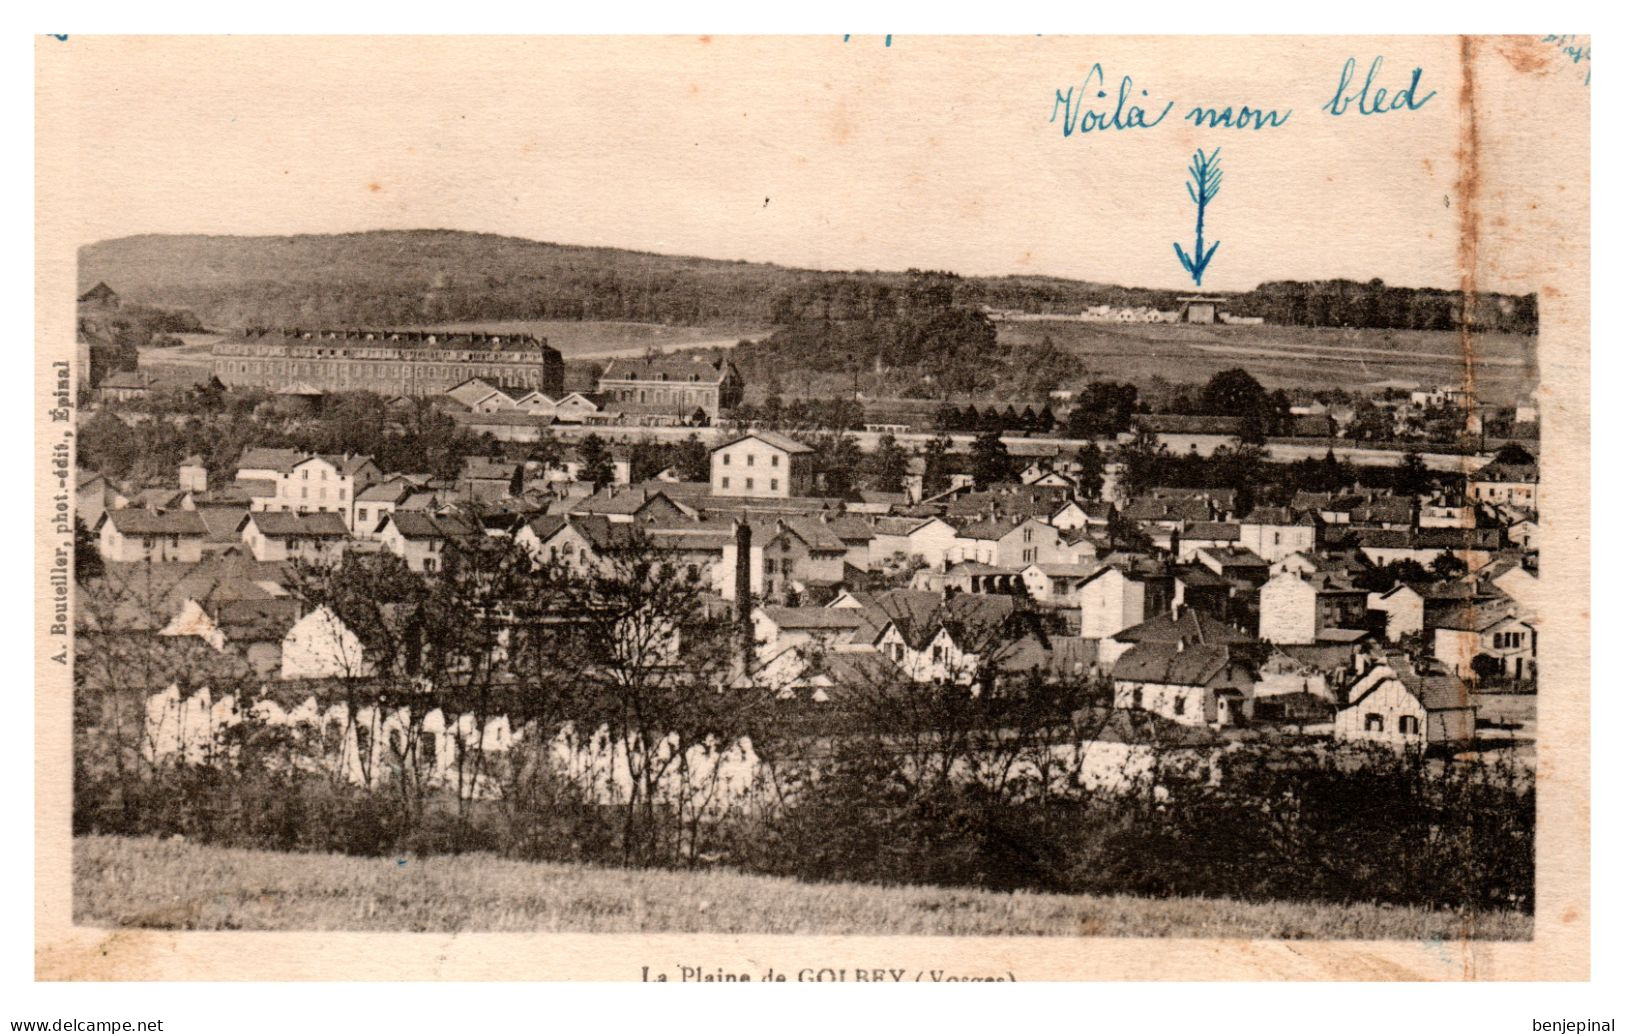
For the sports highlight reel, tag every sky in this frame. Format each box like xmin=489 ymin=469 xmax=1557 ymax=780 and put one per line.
xmin=39 ymin=34 xmax=1588 ymax=294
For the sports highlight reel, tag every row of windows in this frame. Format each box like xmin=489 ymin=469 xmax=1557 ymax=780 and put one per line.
xmin=1492 ymin=630 xmax=1526 ymax=649
xmin=1364 ymin=714 xmax=1422 ymax=735
xmin=720 ymin=452 xmax=780 ymax=468
xmin=717 ymin=477 xmax=778 ymax=491
xmin=218 ymin=359 xmax=549 ymax=384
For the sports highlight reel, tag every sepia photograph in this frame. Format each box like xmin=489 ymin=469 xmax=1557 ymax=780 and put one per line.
xmin=33 ymin=32 xmax=1589 ymax=982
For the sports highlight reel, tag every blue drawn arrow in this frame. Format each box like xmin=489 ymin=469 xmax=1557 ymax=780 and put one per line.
xmin=1173 ymin=148 xmax=1222 ymax=287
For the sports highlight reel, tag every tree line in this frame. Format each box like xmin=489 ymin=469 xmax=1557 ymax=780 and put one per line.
xmin=84 ymin=232 xmax=1536 ymax=334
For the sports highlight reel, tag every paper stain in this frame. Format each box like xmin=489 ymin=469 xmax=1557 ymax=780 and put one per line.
xmin=1454 ymin=36 xmax=1482 ymax=430
xmin=1494 ymin=36 xmax=1555 ymax=76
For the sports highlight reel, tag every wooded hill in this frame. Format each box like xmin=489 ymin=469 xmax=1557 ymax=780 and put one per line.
xmin=79 ymin=230 xmax=1537 ymax=334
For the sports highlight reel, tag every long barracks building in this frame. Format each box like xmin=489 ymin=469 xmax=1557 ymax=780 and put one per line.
xmin=212 ymin=328 xmax=564 ymax=397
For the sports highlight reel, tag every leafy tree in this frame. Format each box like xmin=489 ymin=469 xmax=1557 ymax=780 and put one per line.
xmin=806 ymin=431 xmax=863 ymax=497
xmin=1430 ymin=552 xmax=1468 ymax=579
xmin=1494 ymin=441 xmax=1536 ymax=465
xmin=969 ymin=430 xmax=1014 ymax=487
xmin=1072 ymin=442 xmax=1106 ymax=499
xmin=1200 ymin=368 xmax=1277 ymax=442
xmin=1395 ymin=451 xmax=1432 ymax=496
xmin=73 ymin=517 xmax=104 ymax=584
xmin=1066 ymin=381 xmax=1138 ymax=437
xmin=869 ymin=433 xmax=909 ymax=493
xmin=1470 ymin=653 xmax=1503 ymax=683
xmin=1117 ymin=429 xmax=1168 ymax=497
xmin=578 ymin=434 xmax=616 ymax=490
xmin=921 ymin=432 xmax=954 ymax=497
xmin=673 ymin=434 xmax=711 ymax=482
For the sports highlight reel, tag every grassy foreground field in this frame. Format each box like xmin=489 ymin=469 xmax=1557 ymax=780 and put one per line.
xmin=74 ymin=836 xmax=1531 ymax=940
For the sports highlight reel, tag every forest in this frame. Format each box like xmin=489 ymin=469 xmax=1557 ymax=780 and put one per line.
xmin=80 ymin=230 xmax=1537 ymax=334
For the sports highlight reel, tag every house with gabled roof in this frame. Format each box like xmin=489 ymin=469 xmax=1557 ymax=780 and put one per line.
xmin=1239 ymin=506 xmax=1318 ymax=562
xmin=750 ymin=605 xmax=874 ymax=693
xmin=868 ymin=515 xmax=959 ymax=572
xmin=1258 ymin=569 xmax=1370 ymax=646
xmin=1467 ymin=461 xmax=1539 ymax=511
xmin=1366 ymin=583 xmax=1425 ymax=642
xmin=98 ymin=370 xmax=156 ymax=402
xmin=1432 ymin=597 xmax=1536 ymax=681
xmin=1104 ymin=604 xmax=1259 ymax=672
xmin=571 ymin=484 xmax=696 ymax=524
xmin=280 ymin=605 xmax=374 ymax=681
xmin=1176 ymin=521 xmax=1241 ymax=561
xmin=597 ymin=354 xmax=743 ymax=421
xmin=160 ymin=591 xmax=302 ymax=677
xmin=375 ymin=511 xmax=483 ymax=572
xmin=444 ymin=376 xmax=505 ymax=410
xmin=949 ymin=515 xmax=1063 ymax=569
xmin=95 ymin=508 xmax=209 ymax=563
xmin=710 ymin=431 xmax=814 ymax=499
xmin=720 ymin=516 xmax=849 ymax=603
xmin=516 ymin=514 xmax=633 ymax=574
xmin=235 ymin=448 xmax=380 ymax=532
xmin=1111 ymin=639 xmax=1257 ymax=728
xmin=1050 ymin=498 xmax=1113 ymax=534
xmin=238 ymin=511 xmax=349 ymax=564
xmin=866 ymin=590 xmax=1027 ymax=686
xmin=1335 ymin=653 xmax=1474 ymax=746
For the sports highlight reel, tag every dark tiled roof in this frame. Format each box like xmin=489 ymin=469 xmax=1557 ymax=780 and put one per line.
xmin=759 ymin=606 xmax=868 ymax=631
xmin=1112 ymin=642 xmax=1236 ymax=687
xmin=1114 ymin=607 xmax=1258 ymax=646
xmin=714 ymin=430 xmax=814 ymax=455
xmin=383 ymin=511 xmax=481 ymax=540
xmin=1183 ymin=521 xmax=1240 ymax=541
xmin=1470 ymin=462 xmax=1538 ymax=484
xmin=599 ymin=356 xmax=733 ymax=384
xmin=243 ymin=511 xmax=349 ymax=538
xmin=102 ymin=509 xmax=209 ymax=536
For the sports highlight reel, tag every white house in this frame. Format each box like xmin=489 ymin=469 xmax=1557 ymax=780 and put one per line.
xmin=1366 ymin=583 xmax=1425 ymax=641
xmin=1466 ymin=461 xmax=1538 ymax=511
xmin=1111 ymin=641 xmax=1255 ymax=728
xmin=280 ymin=605 xmax=374 ymax=680
xmin=1432 ymin=600 xmax=1536 ymax=681
xmin=1239 ymin=508 xmax=1317 ymax=563
xmin=948 ymin=516 xmax=1063 ymax=569
xmin=238 ymin=511 xmax=349 ymax=564
xmin=1078 ymin=565 xmax=1171 ymax=642
xmin=868 ymin=516 xmax=961 ymax=572
xmin=95 ymin=508 xmax=209 ymax=563
xmin=375 ymin=511 xmax=482 ymax=573
xmin=1335 ymin=656 xmax=1475 ymax=747
xmin=710 ymin=431 xmax=814 ymax=499
xmin=236 ymin=448 xmax=381 ymax=531
xmin=1257 ymin=570 xmax=1369 ymax=646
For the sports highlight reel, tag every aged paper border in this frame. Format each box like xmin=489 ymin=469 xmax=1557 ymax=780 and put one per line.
xmin=33 ymin=33 xmax=1591 ymax=981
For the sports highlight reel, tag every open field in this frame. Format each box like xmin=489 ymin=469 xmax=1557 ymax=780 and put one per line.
xmin=995 ymin=320 xmax=1539 ymax=404
xmin=138 ymin=319 xmax=1537 ymax=402
xmin=74 ymin=835 xmax=1531 ymax=939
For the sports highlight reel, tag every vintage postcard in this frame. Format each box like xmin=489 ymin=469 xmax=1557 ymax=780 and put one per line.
xmin=35 ymin=34 xmax=1590 ymax=981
